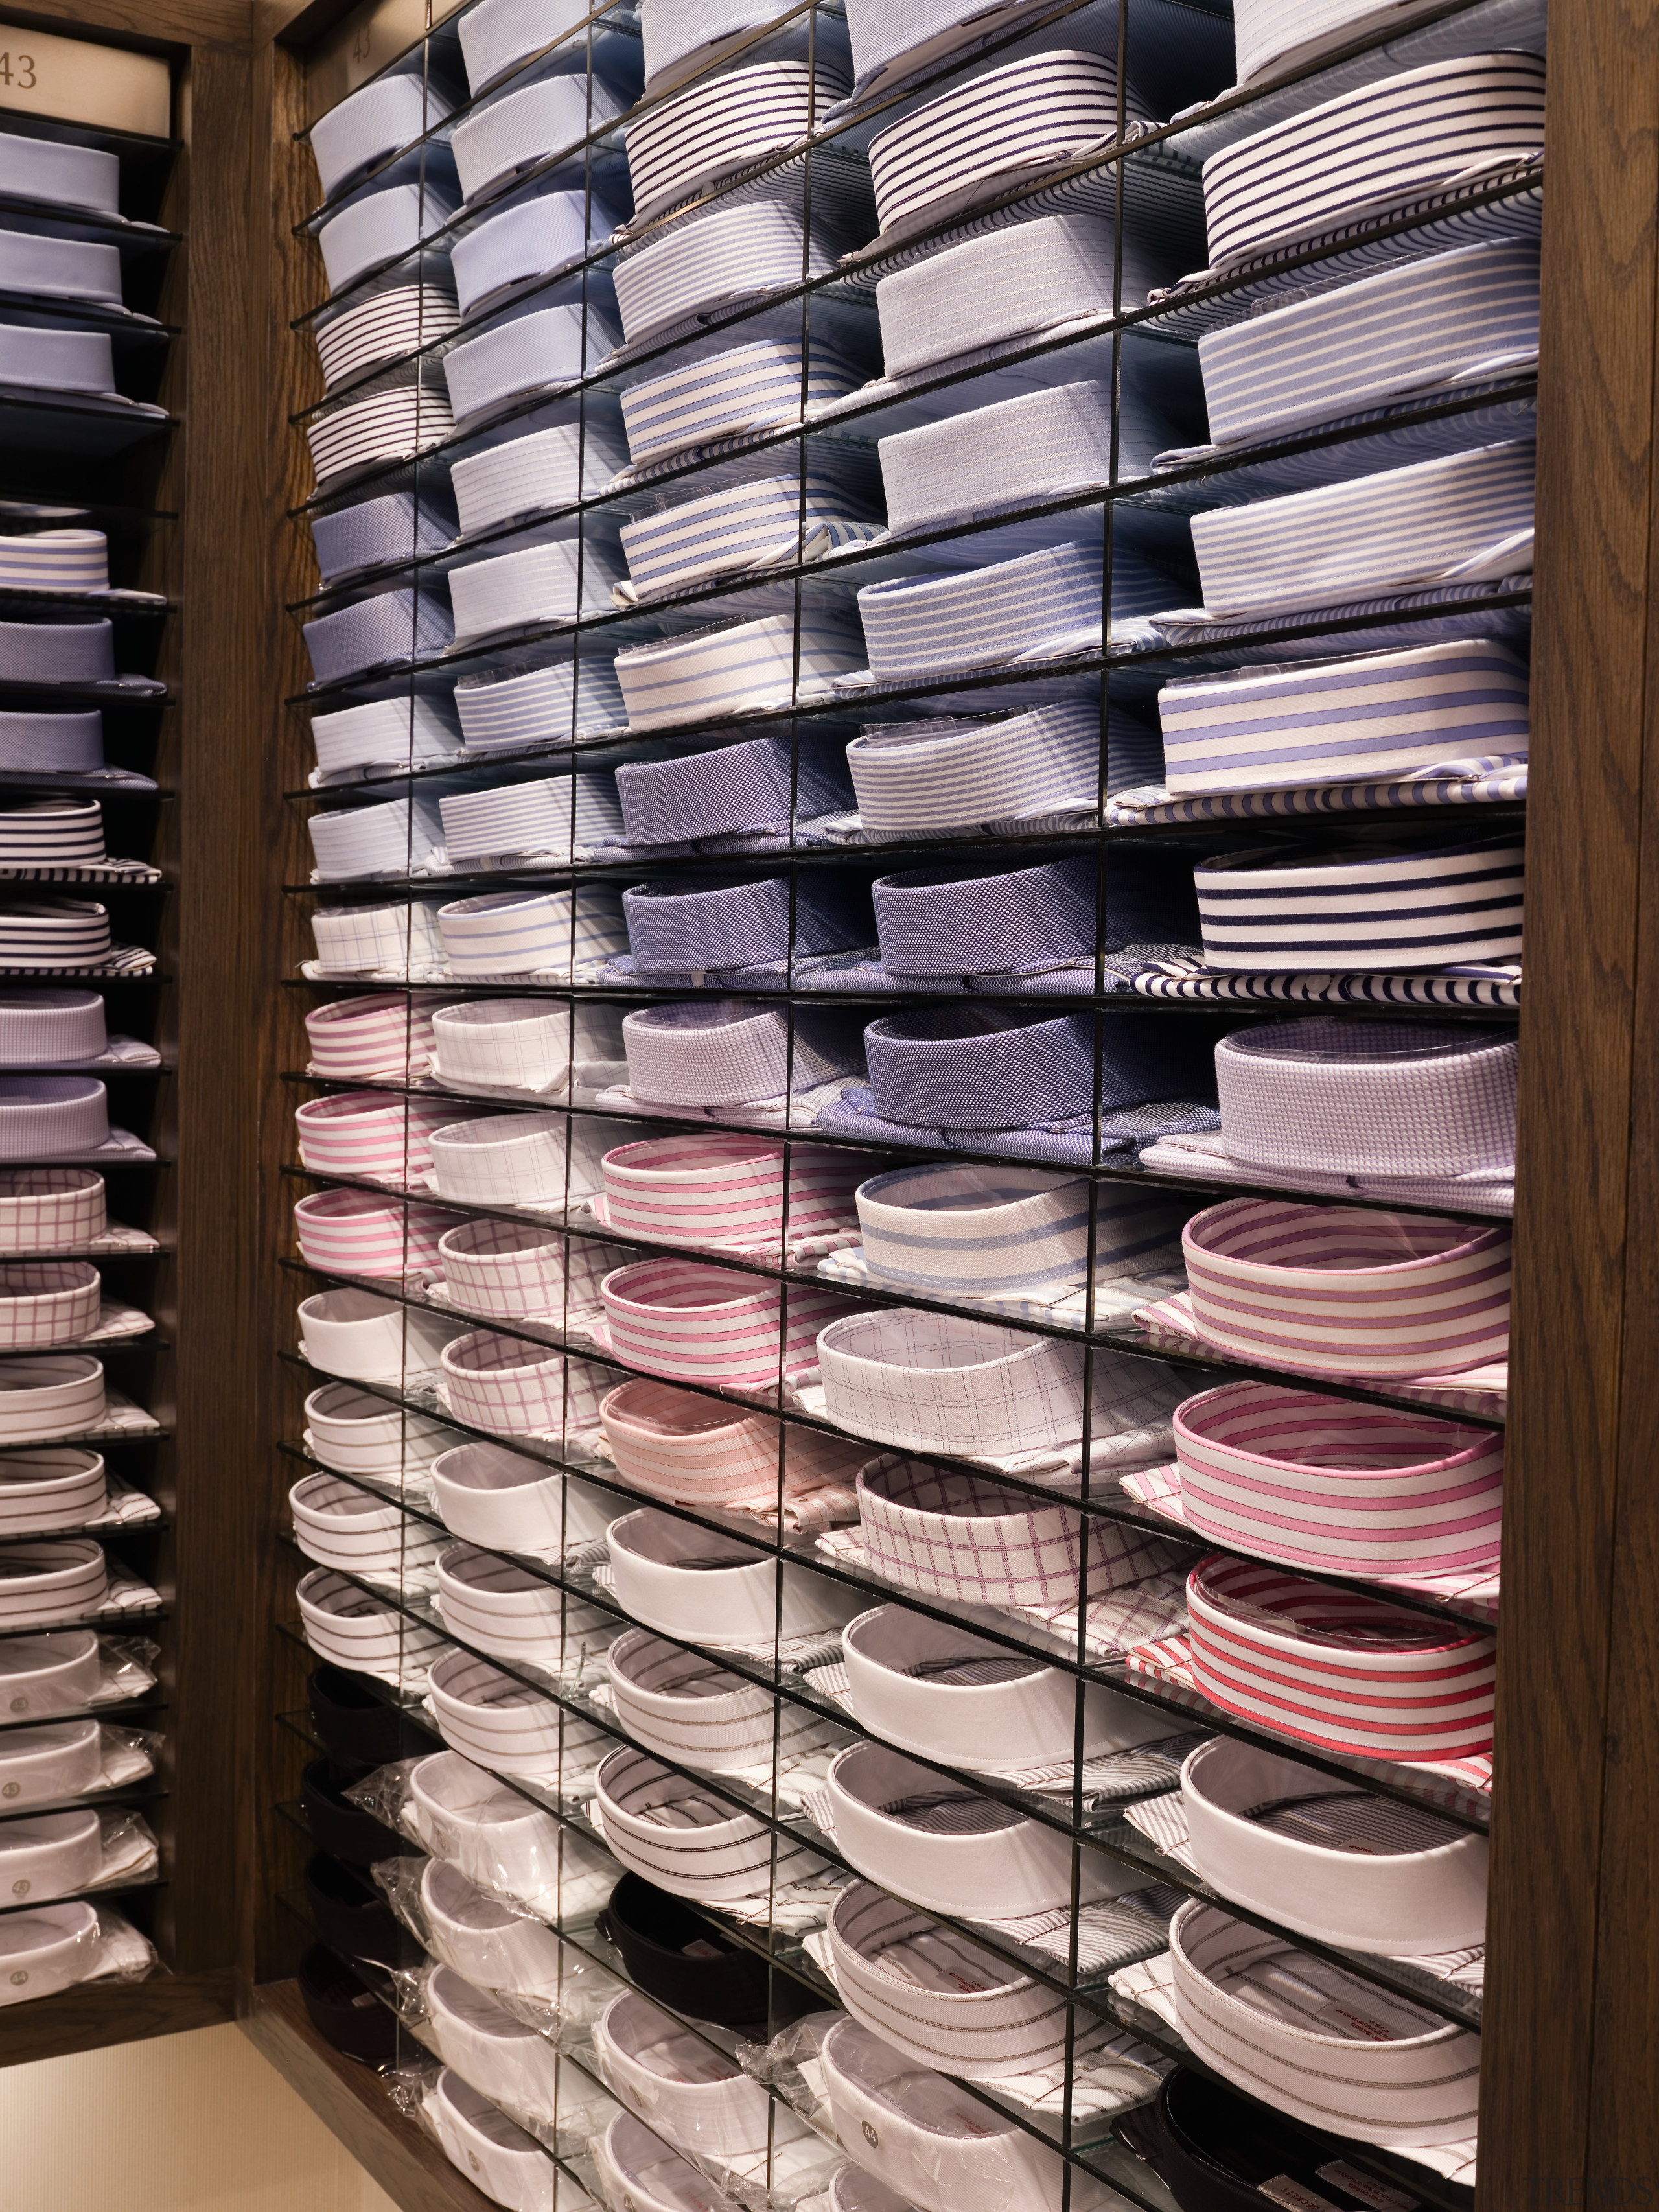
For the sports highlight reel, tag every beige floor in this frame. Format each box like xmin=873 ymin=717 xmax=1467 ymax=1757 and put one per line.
xmin=0 ymin=2022 xmax=401 ymax=2210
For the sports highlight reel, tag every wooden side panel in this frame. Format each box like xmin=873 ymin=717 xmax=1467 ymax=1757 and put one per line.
xmin=1481 ymin=1 xmax=1659 ymax=2200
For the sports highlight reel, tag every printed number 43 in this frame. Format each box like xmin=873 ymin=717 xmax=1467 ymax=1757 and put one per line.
xmin=0 ymin=55 xmax=38 ymax=88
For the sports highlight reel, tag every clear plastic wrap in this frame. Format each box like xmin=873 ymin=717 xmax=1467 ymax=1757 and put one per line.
xmin=397 ymin=2055 xmax=603 ymax=2211
xmin=0 ymin=1631 xmax=157 ymax=1720
xmin=0 ymin=1806 xmax=157 ymax=1900
xmin=0 ymin=1719 xmax=158 ymax=1810
xmin=0 ymin=1900 xmax=155 ymax=2007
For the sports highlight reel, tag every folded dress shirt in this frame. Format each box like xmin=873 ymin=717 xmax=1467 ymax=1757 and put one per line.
xmin=0 ymin=229 xmax=122 ymax=307
xmin=0 ymin=533 xmax=107 ymax=594
xmin=610 ymin=201 xmax=838 ymax=348
xmin=310 ymin=491 xmax=457 ymax=585
xmin=312 ymin=282 xmax=458 ymax=391
xmin=618 ymin=472 xmax=879 ymax=601
xmin=453 ymin=654 xmax=628 ymax=747
xmin=618 ymin=872 xmax=873 ymax=983
xmin=624 ymin=59 xmax=850 ymax=225
xmin=0 ymin=903 xmax=112 ymax=969
xmin=1229 ymin=0 xmax=1455 ymax=86
xmin=310 ymin=697 xmax=461 ymax=780
xmin=450 ymin=185 xmax=621 ymax=317
xmin=310 ymin=70 xmax=454 ymax=198
xmin=1187 ymin=439 xmax=1535 ymax=622
xmin=614 ymin=612 xmax=864 ymax=728
xmin=1156 ymin=636 xmax=1530 ymax=795
xmin=621 ymin=999 xmax=864 ymax=1106
xmin=854 ymin=1161 xmax=1186 ymax=1296
xmin=448 ymin=532 xmax=621 ymax=641
xmin=0 ymin=137 xmax=117 ymax=215
xmin=437 ymin=886 xmax=629 ymax=975
xmin=614 ymin=732 xmax=855 ymax=848
xmin=307 ymin=795 xmax=443 ymax=878
xmin=1196 ymin=239 xmax=1540 ymax=450
xmin=442 ymin=296 xmax=620 ymax=427
xmin=459 ymin=0 xmax=596 ymax=94
xmin=879 ymin=378 xmax=1140 ymax=535
xmin=0 ymin=799 xmax=102 ymax=867
xmin=305 ymin=375 xmax=454 ymax=487
xmin=1200 ymin=51 xmax=1548 ymax=273
xmin=309 ymin=902 xmax=446 ymax=975
xmin=0 ymin=620 xmax=113 ymax=685
xmin=451 ymin=72 xmax=627 ymax=205
xmin=318 ymin=181 xmax=459 ymax=295
xmin=450 ymin=406 xmax=629 ymax=535
xmin=302 ymin=587 xmax=454 ymax=684
xmin=1192 ymin=835 xmax=1524 ymax=970
xmin=0 ymin=327 xmax=117 ymax=396
xmin=618 ymin=331 xmax=865 ymax=469
xmin=846 ymin=704 xmax=1103 ymax=833
xmin=437 ymin=771 xmax=622 ymax=863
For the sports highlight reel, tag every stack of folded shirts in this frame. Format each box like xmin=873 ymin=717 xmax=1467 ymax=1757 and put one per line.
xmin=1166 ymin=1901 xmax=1482 ymax=2148
xmin=309 ymin=696 xmax=461 ymax=780
xmin=1185 ymin=1553 xmax=1498 ymax=1758
xmin=435 ymin=886 xmax=629 ymax=975
xmin=1192 ymin=837 xmax=1524 ymax=971
xmin=450 ymin=409 xmax=629 ymax=537
xmin=450 ymin=187 xmax=621 ymax=318
xmin=620 ymin=1000 xmax=865 ymax=1108
xmin=437 ymin=771 xmax=622 ymax=863
xmin=614 ymin=612 xmax=864 ymax=728
xmin=0 ymin=903 xmax=113 ymax=970
xmin=448 ymin=533 xmax=621 ymax=642
xmin=302 ymin=587 xmax=454 ymax=683
xmin=854 ymin=1162 xmax=1186 ymax=1296
xmin=617 ymin=871 xmax=873 ymax=983
xmin=309 ymin=901 xmax=447 ymax=975
xmin=1196 ymin=239 xmax=1540 ymax=451
xmin=0 ymin=533 xmax=108 ymax=595
xmin=601 ymin=1375 xmax=865 ymax=1513
xmin=599 ymin=1255 xmax=852 ymax=1382
xmin=0 ymin=802 xmax=106 ymax=866
xmin=312 ymin=283 xmax=459 ymax=390
xmin=305 ymin=375 xmax=454 ymax=489
xmin=1187 ymin=441 xmax=1535 ymax=623
xmin=310 ymin=491 xmax=458 ymax=585
xmin=866 ymin=50 xmax=1146 ymax=240
xmin=618 ymin=471 xmax=879 ymax=600
xmin=318 ymin=181 xmax=459 ymax=294
xmin=1200 ymin=51 xmax=1548 ymax=274
xmin=442 ymin=297 xmax=620 ymax=429
xmin=618 ymin=331 xmax=866 ymax=469
xmin=876 ymin=213 xmax=1160 ymax=377
xmin=1171 ymin=1379 xmax=1504 ymax=1579
xmin=1181 ymin=1196 xmax=1511 ymax=1377
xmin=1157 ymin=636 xmax=1531 ymax=796
xmin=453 ymin=655 xmax=628 ymax=748
xmin=309 ymin=68 xmax=454 ymax=197
xmin=624 ymin=58 xmax=850 ymax=226
xmin=614 ymin=732 xmax=855 ymax=850
xmin=0 ymin=229 xmax=122 ymax=308
xmin=611 ymin=202 xmax=838 ymax=347
xmin=597 ymin=1131 xmax=861 ymax=1248
xmin=451 ymin=73 xmax=629 ymax=205
xmin=0 ymin=326 xmax=120 ymax=396
xmin=307 ymin=796 xmax=444 ymax=878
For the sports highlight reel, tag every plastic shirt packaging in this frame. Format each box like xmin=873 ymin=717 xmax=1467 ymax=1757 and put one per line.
xmin=0 ymin=1900 xmax=156 ymax=2008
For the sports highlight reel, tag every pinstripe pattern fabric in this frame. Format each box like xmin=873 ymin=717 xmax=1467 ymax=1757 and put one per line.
xmin=435 ymin=1542 xmax=612 ymax=1668
xmin=442 ymin=301 xmax=620 ymax=428
xmin=430 ymin=1112 xmax=571 ymax=1204
xmin=0 ymin=802 xmax=104 ymax=866
xmin=292 ymin=1188 xmax=451 ymax=1277
xmin=440 ymin=1329 xmax=570 ymax=1436
xmin=453 ymin=656 xmax=628 ymax=748
xmin=0 ymin=533 xmax=107 ymax=593
xmin=1199 ymin=240 xmax=1539 ymax=448
xmin=610 ymin=203 xmax=834 ymax=346
xmin=1229 ymin=0 xmax=1443 ymax=85
xmin=1174 ymin=1380 xmax=1504 ymax=1578
xmin=0 ymin=905 xmax=111 ymax=970
xmin=305 ymin=380 xmax=454 ymax=488
xmin=448 ymin=535 xmax=621 ymax=642
xmin=1190 ymin=440 xmax=1535 ymax=620
xmin=311 ymin=697 xmax=461 ymax=778
xmin=622 ymin=1001 xmax=864 ymax=1105
xmin=305 ymin=1377 xmax=449 ymax=1470
xmin=620 ymin=336 xmax=863 ymax=469
xmin=1216 ymin=1019 xmax=1518 ymax=1178
xmin=437 ymin=773 xmax=623 ymax=863
xmin=308 ymin=797 xmax=443 ymax=879
xmin=296 ymin=1565 xmax=443 ymax=1677
xmin=0 ymin=1352 xmax=105 ymax=1439
xmin=846 ymin=704 xmax=1101 ymax=832
xmin=856 ymin=543 xmax=1102 ymax=679
xmin=450 ymin=413 xmax=629 ymax=538
xmin=877 ymin=214 xmax=1148 ymax=376
xmin=621 ymin=873 xmax=871 ymax=975
xmin=853 ymin=1164 xmax=1186 ymax=1294
xmin=866 ymin=51 xmax=1139 ymax=238
xmin=305 ymin=995 xmax=437 ymax=1079
xmin=638 ymin=0 xmax=797 ymax=93
xmin=428 ymin=1647 xmax=610 ymax=1774
xmin=318 ymin=182 xmax=458 ymax=294
xmin=303 ymin=589 xmax=453 ymax=684
xmin=310 ymin=902 xmax=447 ymax=975
xmin=856 ymin=1455 xmax=1182 ymax=1607
xmin=435 ymin=888 xmax=630 ymax=976
xmin=879 ymin=380 xmax=1116 ymax=535
xmin=600 ymin=1374 xmax=865 ymax=1512
xmin=451 ymin=190 xmax=619 ymax=319
xmin=313 ymin=284 xmax=458 ymax=391
xmin=1200 ymin=53 xmax=1548 ymax=273
xmin=451 ymin=73 xmax=627 ymax=204
xmin=623 ymin=62 xmax=849 ymax=226
xmin=614 ymin=613 xmax=864 ymax=728
xmin=1185 ymin=1554 xmax=1497 ymax=1760
xmin=614 ymin=734 xmax=854 ymax=846
xmin=436 ymin=1216 xmax=569 ymax=1320
xmin=310 ymin=72 xmax=451 ymax=196
xmin=599 ymin=1256 xmax=854 ymax=1382
xmin=1157 ymin=638 xmax=1531 ymax=795
xmin=1183 ymin=1198 xmax=1511 ymax=1378
xmin=458 ymin=0 xmax=594 ymax=93
xmin=605 ymin=1632 xmax=833 ymax=1776
xmin=1194 ymin=837 xmax=1524 ymax=970
xmin=599 ymin=1133 xmax=861 ymax=1247
xmin=290 ymin=1472 xmax=445 ymax=1578
xmin=1168 ymin=1902 xmax=1481 ymax=2149
xmin=619 ymin=473 xmax=877 ymax=599
xmin=294 ymin=1091 xmax=463 ymax=1182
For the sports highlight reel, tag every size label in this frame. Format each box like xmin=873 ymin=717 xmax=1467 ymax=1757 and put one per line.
xmin=0 ymin=25 xmax=170 ymax=139
xmin=307 ymin=0 xmax=463 ymax=122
